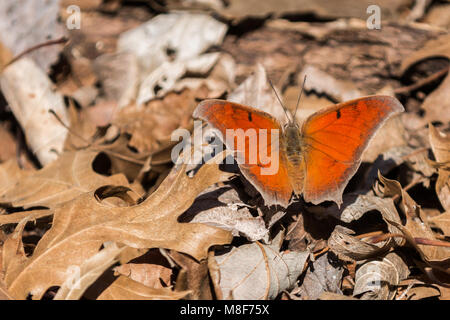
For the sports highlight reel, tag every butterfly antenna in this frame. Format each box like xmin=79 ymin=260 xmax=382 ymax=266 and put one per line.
xmin=268 ymin=78 xmax=292 ymax=122
xmin=293 ymin=75 xmax=307 ymax=120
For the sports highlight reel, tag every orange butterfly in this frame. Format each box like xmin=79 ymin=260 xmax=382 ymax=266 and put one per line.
xmin=193 ymin=90 xmax=404 ymax=207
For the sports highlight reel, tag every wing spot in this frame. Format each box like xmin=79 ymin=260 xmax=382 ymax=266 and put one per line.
xmin=248 ymin=111 xmax=253 ymax=122
xmin=336 ymin=110 xmax=341 ymax=119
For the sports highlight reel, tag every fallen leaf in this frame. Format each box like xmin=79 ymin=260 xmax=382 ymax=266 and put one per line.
xmin=0 ymin=0 xmax=65 ymax=71
xmin=97 ymin=275 xmax=189 ymax=300
xmin=0 ymin=151 xmax=129 ymax=211
xmin=353 ymin=252 xmax=409 ymax=300
xmin=0 ymin=58 xmax=69 ymax=165
xmin=171 ymin=251 xmax=213 ymax=300
xmin=429 ymin=211 xmax=450 ymax=237
xmin=376 ymin=174 xmax=450 ymax=272
xmin=3 ymin=153 xmax=232 ymax=299
xmin=429 ymin=124 xmax=450 ymax=210
xmin=211 ymin=231 xmax=309 ymax=299
xmin=182 ymin=186 xmax=269 ymax=241
xmin=113 ymin=263 xmax=172 ymax=289
xmin=117 ymin=13 xmax=227 ymax=104
xmin=295 ymin=253 xmax=344 ymax=300
xmin=54 ymin=242 xmax=124 ymax=300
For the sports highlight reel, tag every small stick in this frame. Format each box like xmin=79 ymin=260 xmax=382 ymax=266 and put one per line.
xmin=5 ymin=37 xmax=68 ymax=68
xmin=394 ymin=67 xmax=449 ymax=94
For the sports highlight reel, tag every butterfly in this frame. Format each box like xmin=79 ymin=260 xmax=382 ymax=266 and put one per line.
xmin=193 ymin=88 xmax=404 ymax=208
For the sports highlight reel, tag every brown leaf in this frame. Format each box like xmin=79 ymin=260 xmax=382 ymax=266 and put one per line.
xmin=113 ymin=263 xmax=172 ymax=289
xmin=54 ymin=242 xmax=124 ymax=300
xmin=113 ymin=89 xmax=201 ymax=154
xmin=400 ymin=34 xmax=450 ymax=123
xmin=211 ymin=232 xmax=309 ymax=299
xmin=429 ymin=124 xmax=450 ymax=211
xmin=377 ymin=174 xmax=450 ymax=272
xmin=0 ymin=151 xmax=129 ymax=210
xmin=295 ymin=252 xmax=344 ymax=300
xmin=3 ymin=155 xmax=232 ymax=299
xmin=429 ymin=211 xmax=450 ymax=237
xmin=183 ymin=186 xmax=269 ymax=241
xmin=353 ymin=252 xmax=409 ymax=300
xmin=97 ymin=276 xmax=189 ymax=300
xmin=171 ymin=251 xmax=213 ymax=300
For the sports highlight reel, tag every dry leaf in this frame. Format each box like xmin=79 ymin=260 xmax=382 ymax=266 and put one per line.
xmin=0 ymin=0 xmax=65 ymax=71
xmin=183 ymin=186 xmax=269 ymax=241
xmin=171 ymin=251 xmax=213 ymax=300
xmin=0 ymin=151 xmax=129 ymax=211
xmin=429 ymin=211 xmax=450 ymax=237
xmin=295 ymin=253 xmax=344 ymax=300
xmin=228 ymin=64 xmax=286 ymax=123
xmin=113 ymin=263 xmax=172 ymax=289
xmin=54 ymin=242 xmax=124 ymax=300
xmin=429 ymin=124 xmax=450 ymax=210
xmin=2 ymin=154 xmax=232 ymax=299
xmin=211 ymin=232 xmax=309 ymax=299
xmin=353 ymin=252 xmax=409 ymax=300
xmin=117 ymin=13 xmax=227 ymax=104
xmin=377 ymin=174 xmax=450 ymax=272
xmin=0 ymin=58 xmax=69 ymax=165
xmin=97 ymin=275 xmax=189 ymax=300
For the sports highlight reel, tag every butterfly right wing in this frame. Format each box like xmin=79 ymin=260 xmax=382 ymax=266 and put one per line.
xmin=194 ymin=99 xmax=293 ymax=207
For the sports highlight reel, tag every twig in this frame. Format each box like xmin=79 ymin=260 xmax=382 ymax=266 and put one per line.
xmin=394 ymin=67 xmax=449 ymax=94
xmin=5 ymin=37 xmax=68 ymax=68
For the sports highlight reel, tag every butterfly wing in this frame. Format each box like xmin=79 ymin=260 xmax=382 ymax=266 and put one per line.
xmin=194 ymin=99 xmax=293 ymax=207
xmin=301 ymin=96 xmax=404 ymax=206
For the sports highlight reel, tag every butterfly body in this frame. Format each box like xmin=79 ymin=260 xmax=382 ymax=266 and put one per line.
xmin=194 ymin=95 xmax=404 ymax=208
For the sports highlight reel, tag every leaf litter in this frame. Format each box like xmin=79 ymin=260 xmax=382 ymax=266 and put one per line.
xmin=0 ymin=1 xmax=449 ymax=300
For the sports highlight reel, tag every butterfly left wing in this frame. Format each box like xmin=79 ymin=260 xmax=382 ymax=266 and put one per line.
xmin=194 ymin=99 xmax=293 ymax=207
xmin=300 ymin=96 xmax=404 ymax=206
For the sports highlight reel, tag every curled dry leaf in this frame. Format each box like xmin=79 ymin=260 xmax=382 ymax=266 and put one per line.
xmin=0 ymin=58 xmax=69 ymax=165
xmin=113 ymin=263 xmax=172 ymax=289
xmin=377 ymin=174 xmax=450 ymax=272
xmin=97 ymin=276 xmax=190 ymax=300
xmin=327 ymin=192 xmax=403 ymax=261
xmin=170 ymin=251 xmax=213 ymax=300
xmin=211 ymin=232 xmax=309 ymax=300
xmin=429 ymin=211 xmax=450 ymax=237
xmin=353 ymin=252 xmax=409 ymax=300
xmin=400 ymin=34 xmax=450 ymax=123
xmin=429 ymin=124 xmax=450 ymax=211
xmin=113 ymin=88 xmax=204 ymax=154
xmin=328 ymin=225 xmax=393 ymax=262
xmin=295 ymin=253 xmax=344 ymax=300
xmin=2 ymin=153 xmax=233 ymax=299
xmin=117 ymin=12 xmax=227 ymax=104
xmin=0 ymin=151 xmax=129 ymax=212
xmin=54 ymin=242 xmax=124 ymax=300
xmin=174 ymin=53 xmax=237 ymax=98
xmin=183 ymin=186 xmax=269 ymax=241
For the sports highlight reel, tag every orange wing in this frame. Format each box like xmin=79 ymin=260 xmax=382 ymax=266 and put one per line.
xmin=301 ymin=96 xmax=404 ymax=206
xmin=194 ymin=99 xmax=293 ymax=207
